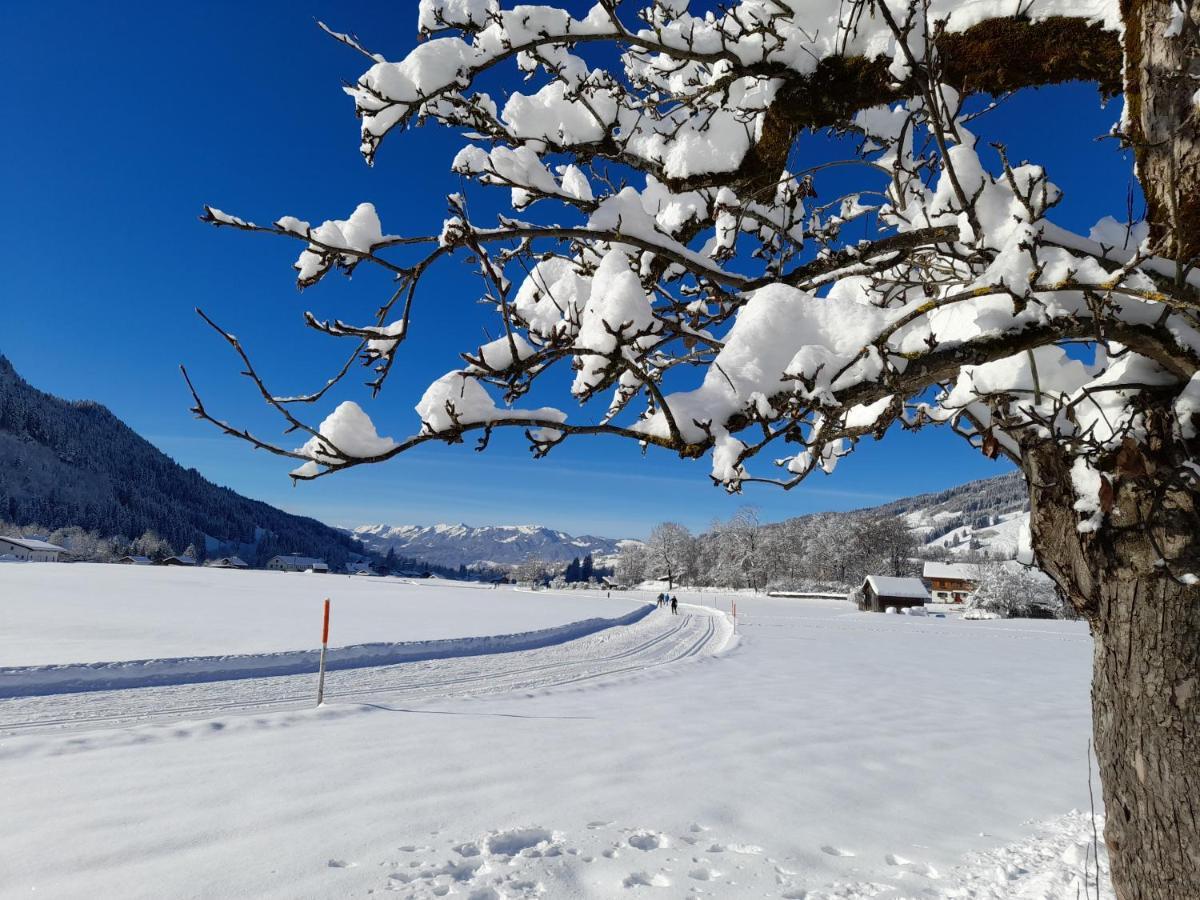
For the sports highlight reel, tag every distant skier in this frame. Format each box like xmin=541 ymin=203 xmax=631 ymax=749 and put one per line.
xmin=657 ymin=592 xmax=665 ymax=609
xmin=670 ymin=595 xmax=678 ymax=615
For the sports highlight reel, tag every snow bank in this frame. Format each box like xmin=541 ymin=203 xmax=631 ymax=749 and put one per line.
xmin=0 ymin=564 xmax=644 ymax=666
xmin=0 ymin=605 xmax=652 ymax=698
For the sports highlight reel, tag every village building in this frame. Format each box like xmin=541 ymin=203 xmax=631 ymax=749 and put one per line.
xmin=161 ymin=555 xmax=197 ymax=567
xmin=395 ymin=569 xmax=434 ymax=578
xmin=117 ymin=555 xmax=154 ymax=565
xmin=206 ymin=556 xmax=249 ymax=570
xmin=266 ymin=554 xmax=329 ymax=573
xmin=0 ymin=536 xmax=67 ymax=562
xmin=858 ymin=575 xmax=931 ymax=613
xmin=922 ymin=561 xmax=982 ymax=603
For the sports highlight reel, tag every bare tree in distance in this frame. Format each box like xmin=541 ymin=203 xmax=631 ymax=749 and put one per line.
xmin=645 ymin=522 xmax=694 ymax=591
xmin=194 ymin=3 xmax=1199 ymax=893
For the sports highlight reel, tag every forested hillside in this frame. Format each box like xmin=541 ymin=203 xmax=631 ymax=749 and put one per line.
xmin=0 ymin=356 xmax=367 ymax=567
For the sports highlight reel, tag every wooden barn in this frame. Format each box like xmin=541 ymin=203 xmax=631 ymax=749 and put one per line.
xmin=859 ymin=575 xmax=931 ymax=613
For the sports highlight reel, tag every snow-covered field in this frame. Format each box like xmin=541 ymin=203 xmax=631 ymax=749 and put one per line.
xmin=0 ymin=564 xmax=644 ymax=666
xmin=0 ymin=579 xmax=1111 ymax=899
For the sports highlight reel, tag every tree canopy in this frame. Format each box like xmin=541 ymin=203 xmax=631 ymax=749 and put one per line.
xmin=194 ymin=1 xmax=1194 ymax=582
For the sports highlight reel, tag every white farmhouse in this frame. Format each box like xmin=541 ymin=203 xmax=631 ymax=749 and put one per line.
xmin=0 ymin=536 xmax=67 ymax=562
xmin=266 ymin=554 xmax=329 ymax=573
xmin=922 ymin=561 xmax=983 ymax=603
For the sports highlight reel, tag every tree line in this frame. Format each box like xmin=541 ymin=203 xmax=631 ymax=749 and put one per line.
xmin=617 ymin=508 xmax=930 ymax=592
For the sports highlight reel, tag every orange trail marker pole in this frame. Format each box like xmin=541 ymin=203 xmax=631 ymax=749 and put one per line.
xmin=316 ymin=598 xmax=331 ymax=707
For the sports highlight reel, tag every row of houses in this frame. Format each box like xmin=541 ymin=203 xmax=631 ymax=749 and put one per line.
xmin=3 ymin=539 xmax=332 ymax=574
xmin=117 ymin=554 xmax=252 ymax=569
xmin=858 ymin=562 xmax=981 ymax=613
xmin=0 ymin=539 xmax=438 ymax=577
xmin=117 ymin=554 xmax=329 ymax=572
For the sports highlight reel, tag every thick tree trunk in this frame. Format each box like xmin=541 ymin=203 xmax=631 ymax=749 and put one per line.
xmin=1092 ymin=576 xmax=1200 ymax=898
xmin=1024 ymin=430 xmax=1200 ymax=900
xmin=1122 ymin=0 xmax=1200 ymax=266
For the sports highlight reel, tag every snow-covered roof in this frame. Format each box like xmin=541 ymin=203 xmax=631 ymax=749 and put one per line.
xmin=0 ymin=536 xmax=66 ymax=552
xmin=207 ymin=556 xmax=249 ymax=568
xmin=922 ymin=562 xmax=982 ymax=582
xmin=271 ymin=555 xmax=328 ymax=568
xmin=863 ymin=575 xmax=930 ymax=600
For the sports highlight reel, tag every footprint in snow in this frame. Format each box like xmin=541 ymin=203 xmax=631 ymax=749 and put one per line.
xmin=628 ymin=831 xmax=670 ymax=851
xmin=708 ymin=842 xmax=762 ymax=855
xmin=688 ymin=865 xmax=722 ymax=881
xmin=820 ymin=845 xmax=856 ymax=857
xmin=623 ymin=870 xmax=672 ymax=888
xmin=327 ymin=859 xmax=355 ymax=869
xmin=454 ymin=841 xmax=482 ymax=857
xmin=484 ymin=826 xmax=555 ymax=857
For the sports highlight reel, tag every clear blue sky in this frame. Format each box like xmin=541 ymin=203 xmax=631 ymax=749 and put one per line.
xmin=1 ymin=2 xmax=1136 ymax=539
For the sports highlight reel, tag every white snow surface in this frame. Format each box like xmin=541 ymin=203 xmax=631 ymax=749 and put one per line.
xmin=0 ymin=585 xmax=1111 ymax=898
xmin=0 ymin=565 xmax=643 ymax=667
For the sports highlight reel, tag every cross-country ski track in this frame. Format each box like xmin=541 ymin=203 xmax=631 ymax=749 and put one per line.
xmin=0 ymin=604 xmax=729 ymax=736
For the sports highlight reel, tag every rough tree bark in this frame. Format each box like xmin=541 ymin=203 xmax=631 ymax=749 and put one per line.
xmin=1121 ymin=0 xmax=1200 ymax=264
xmin=1024 ymin=407 xmax=1200 ymax=899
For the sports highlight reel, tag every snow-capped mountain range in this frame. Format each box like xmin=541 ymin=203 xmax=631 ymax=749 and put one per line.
xmin=354 ymin=472 xmax=1030 ymax=570
xmin=350 ymin=523 xmax=636 ymax=569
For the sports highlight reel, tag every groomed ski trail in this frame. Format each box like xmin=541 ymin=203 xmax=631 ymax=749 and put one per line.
xmin=0 ymin=606 xmax=729 ymax=736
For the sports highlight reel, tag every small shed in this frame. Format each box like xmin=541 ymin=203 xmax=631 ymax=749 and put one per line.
xmin=859 ymin=575 xmax=930 ymax=613
xmin=161 ymin=555 xmax=197 ymax=567
xmin=118 ymin=555 xmax=153 ymax=565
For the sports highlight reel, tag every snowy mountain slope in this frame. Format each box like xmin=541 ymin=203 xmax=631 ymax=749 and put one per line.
xmin=350 ymin=522 xmax=633 ymax=568
xmin=771 ymin=469 xmax=1031 ymax=559
xmin=870 ymin=469 xmax=1030 ymax=557
xmin=0 ymin=356 xmax=369 ymax=568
